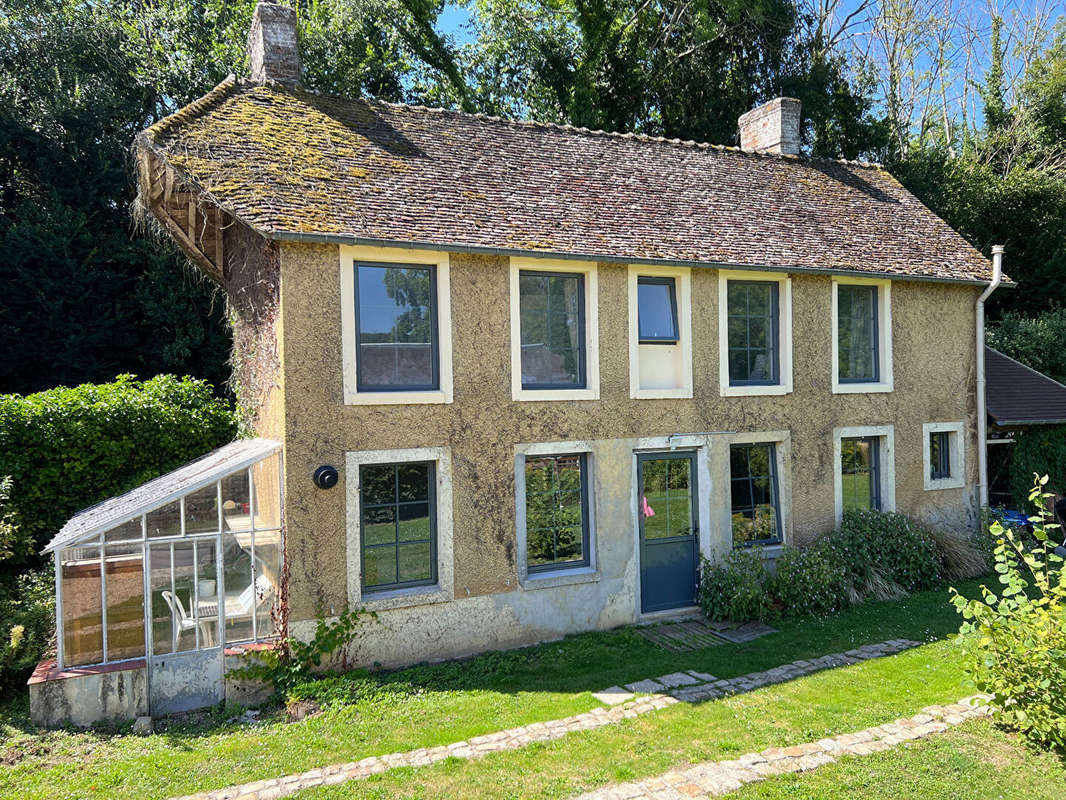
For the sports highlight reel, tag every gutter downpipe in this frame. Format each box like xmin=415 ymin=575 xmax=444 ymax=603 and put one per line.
xmin=977 ymin=245 xmax=1004 ymax=509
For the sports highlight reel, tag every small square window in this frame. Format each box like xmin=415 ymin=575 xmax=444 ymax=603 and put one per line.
xmin=637 ymin=277 xmax=679 ymax=343
xmin=841 ymin=436 xmax=881 ymax=511
xmin=360 ymin=462 xmax=437 ymax=592
xmin=518 ymin=271 xmax=586 ymax=389
xmin=524 ymin=453 xmax=591 ymax=572
xmin=729 ymin=443 xmax=782 ymax=546
xmin=726 ymin=281 xmax=780 ymax=385
xmin=929 ymin=431 xmax=951 ymax=480
xmin=354 ymin=262 xmax=439 ymax=391
xmin=837 ymin=284 xmax=880 ymax=383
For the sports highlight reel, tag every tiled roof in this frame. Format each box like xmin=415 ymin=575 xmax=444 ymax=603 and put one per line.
xmin=986 ymin=348 xmax=1066 ymax=426
xmin=44 ymin=438 xmax=281 ymax=553
xmin=138 ymin=78 xmax=996 ymax=284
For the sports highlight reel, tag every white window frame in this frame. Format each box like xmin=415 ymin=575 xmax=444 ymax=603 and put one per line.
xmin=831 ymin=277 xmax=893 ymax=394
xmin=833 ymin=424 xmax=895 ymax=526
xmin=718 ymin=269 xmax=794 ymax=397
xmin=345 ymin=447 xmax=454 ymax=611
xmin=923 ymin=421 xmax=966 ymax=491
xmin=628 ymin=265 xmax=693 ymax=399
xmin=514 ymin=440 xmax=599 ymax=589
xmin=727 ymin=430 xmax=792 ymax=555
xmin=340 ymin=244 xmax=454 ymax=405
xmin=510 ymin=257 xmax=600 ymax=401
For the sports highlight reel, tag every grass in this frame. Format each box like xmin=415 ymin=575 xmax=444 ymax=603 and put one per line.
xmin=0 ymin=578 xmax=1006 ymax=800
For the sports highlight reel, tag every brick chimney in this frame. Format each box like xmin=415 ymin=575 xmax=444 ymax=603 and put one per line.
xmin=247 ymin=3 xmax=301 ymax=87
xmin=738 ymin=97 xmax=802 ymax=156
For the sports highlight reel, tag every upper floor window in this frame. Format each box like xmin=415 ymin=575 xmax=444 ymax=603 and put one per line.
xmin=518 ymin=270 xmax=585 ymax=389
xmin=523 ymin=453 xmax=591 ymax=573
xmin=729 ymin=442 xmax=782 ymax=547
xmin=923 ymin=421 xmax=965 ymax=490
xmin=718 ymin=270 xmax=793 ymax=397
xmin=340 ymin=246 xmax=453 ymax=406
xmin=637 ymin=277 xmax=679 ymax=343
xmin=354 ymin=263 xmax=439 ymax=391
xmin=727 ymin=280 xmax=779 ymax=385
xmin=929 ymin=431 xmax=950 ymax=479
xmin=832 ymin=279 xmax=893 ymax=393
xmin=359 ymin=461 xmax=437 ymax=593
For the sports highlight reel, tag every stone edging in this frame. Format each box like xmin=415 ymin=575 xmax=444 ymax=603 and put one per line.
xmin=172 ymin=638 xmax=922 ymax=800
xmin=574 ymin=695 xmax=993 ymax=799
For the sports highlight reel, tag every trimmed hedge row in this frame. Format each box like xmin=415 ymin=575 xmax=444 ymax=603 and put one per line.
xmin=0 ymin=374 xmax=239 ymax=569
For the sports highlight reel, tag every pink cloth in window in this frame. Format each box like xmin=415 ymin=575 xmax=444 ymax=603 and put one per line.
xmin=641 ymin=496 xmax=655 ymax=518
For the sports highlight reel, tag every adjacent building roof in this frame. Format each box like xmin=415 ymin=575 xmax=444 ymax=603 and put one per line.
xmin=44 ymin=438 xmax=281 ymax=553
xmin=138 ymin=78 xmax=998 ymax=285
xmin=986 ymin=347 xmax=1066 ymax=426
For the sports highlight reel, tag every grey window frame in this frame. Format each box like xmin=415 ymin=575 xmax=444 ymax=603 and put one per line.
xmin=841 ymin=436 xmax=882 ymax=511
xmin=727 ymin=280 xmax=780 ymax=386
xmin=359 ymin=461 xmax=438 ymax=593
xmin=353 ymin=261 xmax=440 ymax=392
xmin=929 ymin=431 xmax=951 ymax=480
xmin=524 ymin=453 xmax=591 ymax=574
xmin=728 ymin=442 xmax=782 ymax=547
xmin=837 ymin=284 xmax=880 ymax=384
xmin=518 ymin=270 xmax=587 ymax=390
xmin=637 ymin=276 xmax=680 ymax=344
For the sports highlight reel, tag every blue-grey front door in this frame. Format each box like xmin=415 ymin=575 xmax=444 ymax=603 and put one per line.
xmin=637 ymin=452 xmax=699 ymax=613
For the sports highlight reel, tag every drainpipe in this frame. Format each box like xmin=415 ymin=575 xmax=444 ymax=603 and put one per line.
xmin=976 ymin=245 xmax=1004 ymax=509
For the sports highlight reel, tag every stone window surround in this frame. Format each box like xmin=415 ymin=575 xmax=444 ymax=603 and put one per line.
xmin=627 ymin=264 xmax=694 ymax=399
xmin=717 ymin=269 xmax=794 ymax=397
xmin=831 ymin=276 xmax=894 ymax=394
xmin=832 ymin=424 xmax=896 ymax=526
xmin=509 ymin=256 xmax=601 ymax=402
xmin=345 ymin=447 xmax=454 ymax=611
xmin=923 ymin=420 xmax=966 ymax=491
xmin=339 ymin=244 xmax=454 ymax=406
xmin=515 ymin=440 xmax=600 ymax=590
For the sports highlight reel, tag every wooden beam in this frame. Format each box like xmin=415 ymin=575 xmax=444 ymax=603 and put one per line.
xmin=214 ymin=208 xmax=224 ymax=271
xmin=150 ymin=198 xmax=222 ymax=283
xmin=187 ymin=198 xmax=197 ymax=245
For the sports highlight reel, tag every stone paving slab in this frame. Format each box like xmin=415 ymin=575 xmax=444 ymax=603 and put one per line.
xmin=705 ymin=621 xmax=778 ymax=644
xmin=574 ymin=696 xmax=992 ymax=800
xmin=171 ymin=638 xmax=925 ymax=800
xmin=593 ymin=686 xmax=636 ymax=705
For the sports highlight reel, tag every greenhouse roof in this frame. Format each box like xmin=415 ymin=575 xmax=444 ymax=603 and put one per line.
xmin=44 ymin=438 xmax=282 ymax=553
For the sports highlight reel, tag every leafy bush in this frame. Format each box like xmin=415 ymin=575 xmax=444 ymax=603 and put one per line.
xmin=0 ymin=374 xmax=239 ymax=568
xmin=770 ymin=544 xmax=851 ymax=617
xmin=952 ymin=476 xmax=1066 ymax=749
xmin=835 ymin=510 xmax=943 ymax=592
xmin=697 ymin=548 xmax=772 ymax=622
xmin=0 ymin=569 xmax=55 ymax=688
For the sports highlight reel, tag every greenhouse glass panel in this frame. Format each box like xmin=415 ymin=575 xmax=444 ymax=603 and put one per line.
xmin=60 ymin=546 xmax=103 ymax=667
xmin=104 ymin=543 xmax=146 ymax=661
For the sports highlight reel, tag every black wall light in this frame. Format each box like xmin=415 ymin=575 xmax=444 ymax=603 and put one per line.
xmin=313 ymin=465 xmax=339 ymax=489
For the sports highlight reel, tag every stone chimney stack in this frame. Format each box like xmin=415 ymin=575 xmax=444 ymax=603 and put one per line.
xmin=738 ymin=97 xmax=802 ymax=156
xmin=247 ymin=3 xmax=300 ymax=87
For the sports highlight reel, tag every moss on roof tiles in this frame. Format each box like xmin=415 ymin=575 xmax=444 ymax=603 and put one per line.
xmin=138 ymin=79 xmax=995 ymax=283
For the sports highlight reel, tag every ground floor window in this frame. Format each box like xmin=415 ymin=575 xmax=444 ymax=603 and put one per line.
xmin=729 ymin=443 xmax=781 ymax=546
xmin=923 ymin=421 xmax=966 ymax=491
xmin=523 ymin=453 xmax=591 ymax=572
xmin=359 ymin=461 xmax=437 ymax=592
xmin=840 ymin=436 xmax=881 ymax=511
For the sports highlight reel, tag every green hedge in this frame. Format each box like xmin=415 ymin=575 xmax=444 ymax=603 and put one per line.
xmin=0 ymin=374 xmax=239 ymax=570
xmin=1008 ymin=425 xmax=1066 ymax=510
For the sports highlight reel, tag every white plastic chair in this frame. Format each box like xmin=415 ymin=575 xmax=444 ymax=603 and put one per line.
xmin=162 ymin=590 xmax=216 ymax=647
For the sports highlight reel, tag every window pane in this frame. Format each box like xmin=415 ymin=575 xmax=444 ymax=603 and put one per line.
xmin=838 ymin=285 xmax=878 ymax=381
xmin=184 ymin=484 xmax=219 ymax=534
xmin=641 ymin=458 xmax=693 ymax=540
xmin=356 ymin=263 xmax=437 ymax=389
xmin=727 ymin=282 xmax=778 ymax=385
xmin=251 ymin=455 xmax=281 ymax=530
xmin=105 ymin=544 xmax=145 ymax=661
xmin=524 ymin=454 xmax=589 ymax=569
xmin=254 ymin=534 xmax=282 ymax=639
xmin=104 ymin=518 xmax=142 ymax=544
xmin=519 ymin=272 xmax=584 ymax=388
xmin=360 ymin=462 xmax=435 ymax=591
xmin=221 ymin=470 xmax=251 ymax=532
xmin=194 ymin=539 xmax=220 ymax=648
xmin=61 ymin=547 xmax=103 ymax=666
xmin=148 ymin=543 xmax=173 ymax=656
xmin=637 ymin=278 xmax=678 ymax=341
xmin=729 ymin=444 xmax=781 ymax=546
xmin=841 ymin=437 xmax=878 ymax=511
xmin=221 ymin=532 xmax=254 ymax=644
xmin=146 ymin=501 xmax=181 ymax=538
xmin=930 ymin=431 xmax=951 ymax=479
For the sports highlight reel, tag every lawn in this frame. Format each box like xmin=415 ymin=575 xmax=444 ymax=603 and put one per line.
xmin=0 ymin=578 xmax=1024 ymax=800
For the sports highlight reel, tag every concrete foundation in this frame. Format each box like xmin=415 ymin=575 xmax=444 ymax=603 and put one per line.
xmin=29 ymin=659 xmax=149 ymax=728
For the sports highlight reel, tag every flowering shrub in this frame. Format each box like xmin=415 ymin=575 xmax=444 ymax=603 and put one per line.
xmin=697 ymin=548 xmax=772 ymax=622
xmin=770 ymin=544 xmax=851 ymax=617
xmin=952 ymin=476 xmax=1066 ymax=749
